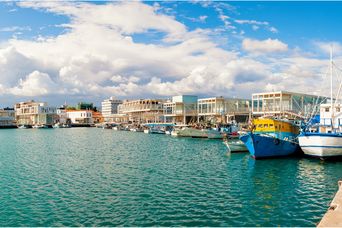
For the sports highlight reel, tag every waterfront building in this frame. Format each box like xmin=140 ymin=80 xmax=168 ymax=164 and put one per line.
xmin=56 ymin=106 xmax=71 ymax=125
xmin=106 ymin=113 xmax=129 ymax=123
xmin=198 ymin=97 xmax=251 ymax=123
xmin=163 ymin=95 xmax=198 ymax=124
xmin=0 ymin=108 xmax=16 ymax=128
xmin=101 ymin=97 xmax=122 ymax=122
xmin=92 ymin=111 xmax=104 ymax=123
xmin=15 ymin=101 xmax=57 ymax=126
xmin=66 ymin=110 xmax=93 ymax=125
xmin=252 ymin=91 xmax=327 ymax=118
xmin=225 ymin=98 xmax=251 ymax=123
xmin=118 ymin=99 xmax=165 ymax=123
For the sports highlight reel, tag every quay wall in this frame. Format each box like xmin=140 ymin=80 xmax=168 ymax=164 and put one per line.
xmin=318 ymin=181 xmax=342 ymax=227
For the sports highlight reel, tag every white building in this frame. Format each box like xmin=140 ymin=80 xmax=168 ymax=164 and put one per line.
xmin=252 ymin=91 xmax=327 ymax=118
xmin=0 ymin=108 xmax=16 ymax=128
xmin=15 ymin=101 xmax=57 ymax=126
xmin=163 ymin=95 xmax=198 ymax=124
xmin=118 ymin=99 xmax=164 ymax=123
xmin=66 ymin=110 xmax=93 ymax=125
xmin=56 ymin=107 xmax=70 ymax=125
xmin=198 ymin=97 xmax=250 ymax=123
xmin=101 ymin=97 xmax=122 ymax=121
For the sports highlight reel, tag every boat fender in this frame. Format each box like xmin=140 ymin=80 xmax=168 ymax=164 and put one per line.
xmin=273 ymin=138 xmax=280 ymax=145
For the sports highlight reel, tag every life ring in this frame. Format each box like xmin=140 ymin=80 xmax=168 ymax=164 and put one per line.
xmin=273 ymin=138 xmax=280 ymax=145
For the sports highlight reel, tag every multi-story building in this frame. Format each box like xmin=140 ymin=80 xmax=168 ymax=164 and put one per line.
xmin=101 ymin=97 xmax=123 ymax=122
xmin=198 ymin=97 xmax=251 ymax=123
xmin=118 ymin=99 xmax=164 ymax=123
xmin=66 ymin=110 xmax=93 ymax=125
xmin=163 ymin=95 xmax=198 ymax=124
xmin=15 ymin=101 xmax=57 ymax=126
xmin=0 ymin=108 xmax=16 ymax=128
xmin=252 ymin=91 xmax=327 ymax=118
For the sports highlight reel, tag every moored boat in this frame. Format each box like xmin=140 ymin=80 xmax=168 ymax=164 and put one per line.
xmin=171 ymin=126 xmax=221 ymax=138
xmin=298 ymin=49 xmax=342 ymax=159
xmin=298 ymin=132 xmax=342 ymax=158
xmin=223 ymin=134 xmax=248 ymax=152
xmin=32 ymin=124 xmax=49 ymax=129
xmin=240 ymin=118 xmax=300 ymax=159
xmin=18 ymin=125 xmax=30 ymax=129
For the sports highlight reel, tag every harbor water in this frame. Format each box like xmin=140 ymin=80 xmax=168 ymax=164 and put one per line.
xmin=0 ymin=128 xmax=341 ymax=226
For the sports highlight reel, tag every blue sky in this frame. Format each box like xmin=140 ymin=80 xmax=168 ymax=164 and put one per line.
xmin=0 ymin=1 xmax=342 ymax=107
xmin=2 ymin=2 xmax=342 ymax=53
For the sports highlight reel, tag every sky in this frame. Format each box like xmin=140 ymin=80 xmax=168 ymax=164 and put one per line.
xmin=1 ymin=1 xmax=342 ymax=107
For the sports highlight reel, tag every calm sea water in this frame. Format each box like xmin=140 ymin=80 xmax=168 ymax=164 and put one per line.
xmin=0 ymin=128 xmax=341 ymax=226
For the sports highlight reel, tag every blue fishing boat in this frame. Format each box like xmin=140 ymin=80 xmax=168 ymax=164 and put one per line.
xmin=240 ymin=118 xmax=300 ymax=159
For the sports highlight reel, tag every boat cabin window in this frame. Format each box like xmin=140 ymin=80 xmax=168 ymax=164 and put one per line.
xmin=257 ymin=124 xmax=263 ymax=128
xmin=269 ymin=124 xmax=274 ymax=128
xmin=325 ymin=108 xmax=330 ymax=112
xmin=264 ymin=124 xmax=268 ymax=128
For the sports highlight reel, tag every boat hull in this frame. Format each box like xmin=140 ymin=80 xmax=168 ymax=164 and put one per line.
xmin=224 ymin=138 xmax=248 ymax=152
xmin=298 ymin=133 xmax=342 ymax=158
xmin=240 ymin=133 xmax=299 ymax=159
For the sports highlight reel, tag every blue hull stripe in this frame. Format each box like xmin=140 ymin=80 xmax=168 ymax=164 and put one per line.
xmin=299 ymin=133 xmax=342 ymax=138
xmin=301 ymin=145 xmax=342 ymax=148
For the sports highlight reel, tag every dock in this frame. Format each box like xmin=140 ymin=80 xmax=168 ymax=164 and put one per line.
xmin=318 ymin=181 xmax=342 ymax=227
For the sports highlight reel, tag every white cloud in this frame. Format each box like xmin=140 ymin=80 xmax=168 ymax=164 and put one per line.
xmin=314 ymin=41 xmax=342 ymax=55
xmin=235 ymin=19 xmax=269 ymax=26
xmin=234 ymin=19 xmax=278 ymax=33
xmin=18 ymin=1 xmax=186 ymax=37
xmin=269 ymin=27 xmax=278 ymax=33
xmin=0 ymin=1 xmax=337 ymax=105
xmin=0 ymin=26 xmax=31 ymax=32
xmin=252 ymin=25 xmax=259 ymax=31
xmin=10 ymin=71 xmax=59 ymax=96
xmin=199 ymin=15 xmax=208 ymax=22
xmin=242 ymin=38 xmax=288 ymax=54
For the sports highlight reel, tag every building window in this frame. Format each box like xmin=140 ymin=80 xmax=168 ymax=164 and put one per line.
xmin=337 ymin=108 xmax=341 ymax=112
xmin=325 ymin=108 xmax=330 ymax=112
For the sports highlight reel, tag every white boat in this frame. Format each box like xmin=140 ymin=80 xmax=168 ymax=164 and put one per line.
xmin=207 ymin=129 xmax=223 ymax=139
xmin=171 ymin=127 xmax=221 ymax=138
xmin=223 ymin=135 xmax=248 ymax=152
xmin=32 ymin=124 xmax=49 ymax=129
xmin=298 ymin=48 xmax=342 ymax=158
xmin=298 ymin=133 xmax=342 ymax=157
xmin=150 ymin=128 xmax=165 ymax=134
xmin=18 ymin=125 xmax=30 ymax=129
xmin=144 ymin=129 xmax=150 ymax=134
xmin=130 ymin=128 xmax=143 ymax=132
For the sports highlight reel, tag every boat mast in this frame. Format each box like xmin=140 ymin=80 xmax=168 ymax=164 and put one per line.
xmin=330 ymin=46 xmax=334 ymax=131
xmin=331 ymin=46 xmax=333 ymax=110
